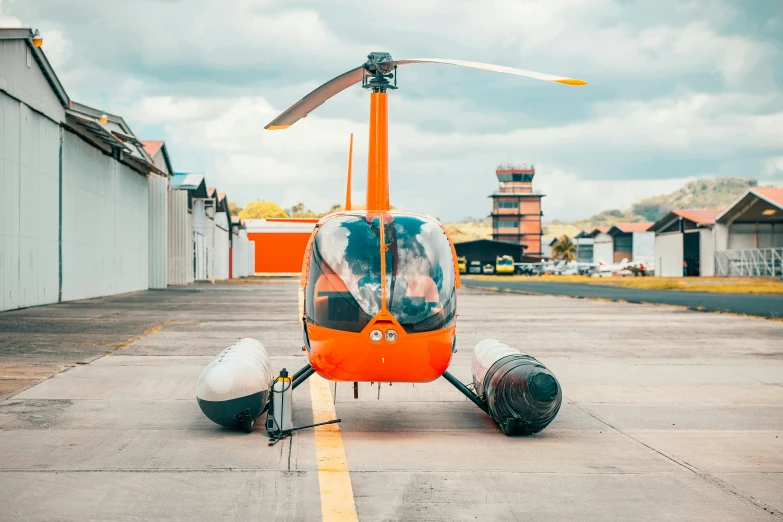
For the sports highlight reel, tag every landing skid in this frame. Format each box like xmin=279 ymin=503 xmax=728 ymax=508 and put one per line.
xmin=441 ymin=371 xmax=488 ymax=413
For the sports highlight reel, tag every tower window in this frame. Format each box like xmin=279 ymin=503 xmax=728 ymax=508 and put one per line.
xmin=497 ymin=219 xmax=519 ymax=228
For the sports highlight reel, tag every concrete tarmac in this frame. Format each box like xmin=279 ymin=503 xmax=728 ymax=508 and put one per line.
xmin=463 ymin=277 xmax=783 ymax=318
xmin=1 ymin=281 xmax=782 ymax=521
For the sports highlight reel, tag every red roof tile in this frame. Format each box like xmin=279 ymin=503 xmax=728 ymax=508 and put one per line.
xmin=753 ymin=187 xmax=783 ymax=208
xmin=140 ymin=140 xmax=163 ymax=157
xmin=672 ymin=209 xmax=721 ymax=225
xmin=612 ymin=222 xmax=652 ymax=233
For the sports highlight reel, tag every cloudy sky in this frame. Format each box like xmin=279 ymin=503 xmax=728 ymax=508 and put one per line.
xmin=2 ymin=0 xmax=782 ymax=221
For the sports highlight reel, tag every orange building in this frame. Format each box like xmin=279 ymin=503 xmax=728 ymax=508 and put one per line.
xmin=490 ymin=164 xmax=544 ymax=258
xmin=245 ymin=218 xmax=318 ymax=274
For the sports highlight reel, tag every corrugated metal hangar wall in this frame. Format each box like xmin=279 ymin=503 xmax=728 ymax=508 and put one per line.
xmin=167 ymin=190 xmax=193 ymax=286
xmin=214 ymin=212 xmax=230 ymax=281
xmin=0 ymin=94 xmax=61 ymax=310
xmin=1 ymin=36 xmax=64 ymax=311
xmin=0 ymin=30 xmax=259 ymax=311
xmin=148 ymin=173 xmax=168 ymax=289
xmin=60 ymin=131 xmax=150 ymax=301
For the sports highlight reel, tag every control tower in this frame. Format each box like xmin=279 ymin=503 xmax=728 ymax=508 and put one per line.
xmin=489 ymin=164 xmax=544 ymax=258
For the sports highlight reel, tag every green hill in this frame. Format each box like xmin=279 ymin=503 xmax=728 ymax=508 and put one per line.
xmin=546 ymin=177 xmax=759 ymax=233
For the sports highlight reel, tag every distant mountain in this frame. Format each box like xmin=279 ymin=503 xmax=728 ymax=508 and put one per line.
xmin=445 ymin=177 xmax=760 ymax=242
xmin=549 ymin=177 xmax=759 ymax=233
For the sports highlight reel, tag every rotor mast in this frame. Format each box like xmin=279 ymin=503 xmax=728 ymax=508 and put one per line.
xmin=363 ymin=53 xmax=397 ymax=212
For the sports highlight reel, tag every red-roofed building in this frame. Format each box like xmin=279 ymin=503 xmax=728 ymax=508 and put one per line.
xmin=606 ymin=223 xmax=655 ymax=265
xmin=141 ymin=140 xmax=164 ymax=160
xmin=651 ymin=210 xmax=722 ymax=276
xmin=609 ymin=222 xmax=653 ymax=234
xmin=713 ymin=188 xmax=783 ymax=276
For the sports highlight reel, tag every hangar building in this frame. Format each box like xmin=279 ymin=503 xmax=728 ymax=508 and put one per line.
xmin=585 ymin=228 xmax=611 ymax=264
xmin=573 ymin=231 xmax=595 ymax=263
xmin=714 ymin=188 xmax=783 ymax=276
xmin=0 ymin=28 xmax=251 ymax=311
xmin=651 ymin=210 xmax=720 ymax=277
xmin=454 ymin=239 xmax=525 ymax=266
xmin=607 ymin=223 xmax=654 ymax=265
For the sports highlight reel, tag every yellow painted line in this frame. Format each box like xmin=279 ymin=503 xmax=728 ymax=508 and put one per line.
xmin=309 ymin=375 xmax=358 ymax=522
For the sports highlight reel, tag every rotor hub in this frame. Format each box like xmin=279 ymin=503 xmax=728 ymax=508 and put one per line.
xmin=362 ymin=52 xmax=397 ymax=93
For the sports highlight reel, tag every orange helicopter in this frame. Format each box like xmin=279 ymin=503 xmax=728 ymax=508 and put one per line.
xmin=265 ymin=53 xmax=585 ymax=401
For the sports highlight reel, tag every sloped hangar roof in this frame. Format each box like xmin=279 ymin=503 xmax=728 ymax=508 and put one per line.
xmin=171 ymin=173 xmax=208 ymax=198
xmin=716 ymin=188 xmax=783 ymax=224
xmin=649 ymin=209 xmax=721 ymax=233
xmin=0 ymin=28 xmax=70 ymax=110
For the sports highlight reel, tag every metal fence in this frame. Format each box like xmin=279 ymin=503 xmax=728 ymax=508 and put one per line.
xmin=715 ymin=248 xmax=783 ymax=277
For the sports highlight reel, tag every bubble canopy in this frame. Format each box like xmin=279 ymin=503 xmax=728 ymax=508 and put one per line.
xmin=306 ymin=213 xmax=456 ymax=334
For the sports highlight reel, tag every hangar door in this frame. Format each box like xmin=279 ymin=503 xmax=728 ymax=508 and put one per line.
xmin=683 ymin=232 xmax=700 ymax=276
xmin=655 ymin=233 xmax=684 ymax=277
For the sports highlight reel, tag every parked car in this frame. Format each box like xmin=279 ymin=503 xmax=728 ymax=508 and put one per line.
xmin=482 ymin=263 xmax=495 ymax=274
xmin=457 ymin=256 xmax=467 ymax=274
xmin=495 ymin=255 xmax=515 ymax=275
xmin=468 ymin=260 xmax=482 ymax=274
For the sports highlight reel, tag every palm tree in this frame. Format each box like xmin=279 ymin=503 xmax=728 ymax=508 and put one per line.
xmin=551 ymin=235 xmax=576 ymax=261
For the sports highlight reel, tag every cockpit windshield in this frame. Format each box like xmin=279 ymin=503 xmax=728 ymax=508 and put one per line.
xmin=305 ymin=213 xmax=456 ymax=334
xmin=387 ymin=215 xmax=456 ymax=332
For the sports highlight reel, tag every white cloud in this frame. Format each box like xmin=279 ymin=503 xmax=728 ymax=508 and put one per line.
xmin=762 ymin=156 xmax=783 ymax=177
xmin=121 ymin=89 xmax=782 ymax=220
xmin=3 ymin=0 xmax=782 ymax=222
xmin=0 ymin=0 xmax=20 ymax=26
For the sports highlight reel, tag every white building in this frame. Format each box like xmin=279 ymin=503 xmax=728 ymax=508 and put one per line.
xmin=142 ymin=141 xmax=173 ymax=289
xmin=169 ymin=173 xmax=207 ymax=285
xmin=714 ymin=188 xmax=783 ymax=277
xmin=651 ymin=210 xmax=720 ymax=277
xmin=574 ymin=231 xmax=594 ymax=263
xmin=212 ymin=190 xmax=231 ymax=281
xmin=586 ymin=228 xmax=612 ymax=264
xmin=607 ymin=223 xmax=654 ymax=265
xmin=1 ymin=29 xmax=167 ymax=310
xmin=0 ymin=29 xmax=65 ymax=311
xmin=540 ymin=236 xmax=556 ymax=259
xmin=230 ymin=217 xmax=252 ymax=279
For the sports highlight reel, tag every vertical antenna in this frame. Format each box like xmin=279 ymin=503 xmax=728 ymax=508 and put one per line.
xmin=345 ymin=133 xmax=353 ymax=210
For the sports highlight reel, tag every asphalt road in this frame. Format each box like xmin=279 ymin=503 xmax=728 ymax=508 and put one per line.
xmin=463 ymin=278 xmax=783 ymax=318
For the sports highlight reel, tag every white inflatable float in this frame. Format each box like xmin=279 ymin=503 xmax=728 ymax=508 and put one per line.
xmin=196 ymin=338 xmax=274 ymax=432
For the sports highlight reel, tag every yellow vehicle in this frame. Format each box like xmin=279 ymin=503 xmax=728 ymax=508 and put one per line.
xmin=496 ymin=255 xmax=515 ymax=275
xmin=457 ymin=256 xmax=467 ymax=274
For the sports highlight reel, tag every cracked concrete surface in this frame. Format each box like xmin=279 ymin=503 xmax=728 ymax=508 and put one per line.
xmin=0 ymin=280 xmax=781 ymax=521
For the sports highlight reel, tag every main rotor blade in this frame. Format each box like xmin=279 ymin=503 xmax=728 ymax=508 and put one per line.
xmin=265 ymin=58 xmax=586 ymax=130
xmin=390 ymin=58 xmax=587 ymax=86
xmin=265 ymin=66 xmax=364 ymax=130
